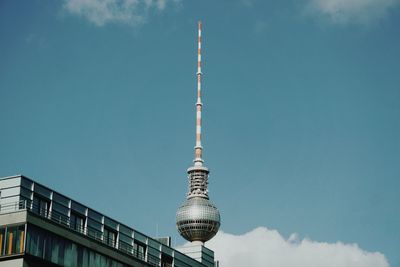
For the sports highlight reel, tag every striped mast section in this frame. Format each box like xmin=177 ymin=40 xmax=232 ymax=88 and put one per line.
xmin=194 ymin=21 xmax=204 ymax=167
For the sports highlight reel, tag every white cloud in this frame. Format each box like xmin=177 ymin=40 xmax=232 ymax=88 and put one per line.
xmin=207 ymin=227 xmax=389 ymax=267
xmin=63 ymin=0 xmax=176 ymax=27
xmin=306 ymin=0 xmax=400 ymax=24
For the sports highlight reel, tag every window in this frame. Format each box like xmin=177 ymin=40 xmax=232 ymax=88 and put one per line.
xmin=161 ymin=254 xmax=173 ymax=267
xmin=134 ymin=242 xmax=146 ymax=261
xmin=32 ymin=195 xmax=50 ymax=217
xmin=103 ymin=227 xmax=117 ymax=247
xmin=0 ymin=225 xmax=25 ymax=256
xmin=70 ymin=212 xmax=85 ymax=233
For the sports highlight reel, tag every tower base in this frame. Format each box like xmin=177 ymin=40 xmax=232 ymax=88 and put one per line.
xmin=177 ymin=242 xmax=217 ymax=267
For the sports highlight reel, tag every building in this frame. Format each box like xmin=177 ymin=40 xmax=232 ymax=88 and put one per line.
xmin=0 ymin=175 xmax=215 ymax=267
xmin=175 ymin=21 xmax=220 ymax=245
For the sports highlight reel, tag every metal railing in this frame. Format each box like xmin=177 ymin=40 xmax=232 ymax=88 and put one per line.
xmin=0 ymin=200 xmax=158 ymax=266
xmin=0 ymin=200 xmax=27 ymax=214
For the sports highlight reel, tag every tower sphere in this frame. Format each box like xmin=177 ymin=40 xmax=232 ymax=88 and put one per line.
xmin=176 ymin=196 xmax=220 ymax=243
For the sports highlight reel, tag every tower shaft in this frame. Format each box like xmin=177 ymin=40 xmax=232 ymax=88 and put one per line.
xmin=188 ymin=21 xmax=208 ymax=199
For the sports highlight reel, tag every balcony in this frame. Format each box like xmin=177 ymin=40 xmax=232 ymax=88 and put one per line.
xmin=0 ymin=200 xmax=158 ymax=266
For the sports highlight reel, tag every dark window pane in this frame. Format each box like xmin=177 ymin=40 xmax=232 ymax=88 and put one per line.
xmin=104 ymin=227 xmax=117 ymax=247
xmin=21 ymin=178 xmax=33 ymax=190
xmin=71 ymin=201 xmax=86 ymax=215
xmin=87 ymin=218 xmax=102 ymax=231
xmin=52 ymin=202 xmax=69 ymax=216
xmin=87 ymin=209 xmax=102 ymax=223
xmin=33 ymin=184 xmax=51 ymax=199
xmin=32 ymin=195 xmax=50 ymax=217
xmin=104 ymin=217 xmax=118 ymax=230
xmin=70 ymin=212 xmax=86 ymax=234
xmin=53 ymin=192 xmax=70 ymax=207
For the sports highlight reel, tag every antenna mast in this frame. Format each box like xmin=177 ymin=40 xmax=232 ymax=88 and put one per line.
xmin=194 ymin=21 xmax=204 ymax=166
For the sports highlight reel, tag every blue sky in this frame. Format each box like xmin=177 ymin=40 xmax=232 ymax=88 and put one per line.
xmin=0 ymin=0 xmax=399 ymax=266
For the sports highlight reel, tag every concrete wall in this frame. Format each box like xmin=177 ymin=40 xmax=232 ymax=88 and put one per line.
xmin=0 ymin=258 xmax=23 ymax=267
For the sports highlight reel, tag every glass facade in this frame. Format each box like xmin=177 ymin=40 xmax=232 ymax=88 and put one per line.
xmin=25 ymin=224 xmax=133 ymax=267
xmin=0 ymin=224 xmax=25 ymax=256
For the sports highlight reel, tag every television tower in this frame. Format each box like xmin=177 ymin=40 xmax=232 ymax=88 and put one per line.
xmin=176 ymin=21 xmax=221 ymax=244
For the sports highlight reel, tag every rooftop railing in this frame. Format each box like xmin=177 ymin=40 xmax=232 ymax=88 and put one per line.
xmin=0 ymin=200 xmax=27 ymax=214
xmin=0 ymin=200 xmax=158 ymax=266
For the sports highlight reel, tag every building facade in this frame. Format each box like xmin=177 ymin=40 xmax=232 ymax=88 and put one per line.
xmin=0 ymin=175 xmax=215 ymax=267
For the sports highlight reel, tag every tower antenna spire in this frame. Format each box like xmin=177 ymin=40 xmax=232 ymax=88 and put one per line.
xmin=194 ymin=20 xmax=203 ymax=166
